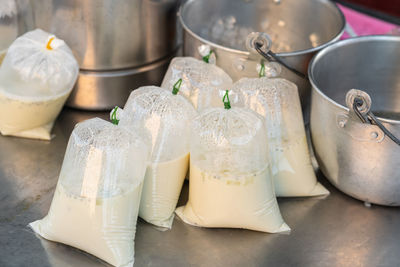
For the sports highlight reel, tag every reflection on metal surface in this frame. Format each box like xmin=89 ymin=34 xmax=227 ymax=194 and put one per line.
xmin=0 ymin=109 xmax=400 ymax=266
xmin=38 ymin=236 xmax=108 ymax=267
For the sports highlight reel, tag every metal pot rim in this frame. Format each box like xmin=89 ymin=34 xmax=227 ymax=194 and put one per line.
xmin=179 ymin=0 xmax=346 ymax=57
xmin=309 ymin=35 xmax=400 ymax=125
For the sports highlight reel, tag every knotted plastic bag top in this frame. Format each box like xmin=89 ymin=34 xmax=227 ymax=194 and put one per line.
xmin=0 ymin=29 xmax=79 ymax=99
xmin=161 ymin=57 xmax=233 ymax=111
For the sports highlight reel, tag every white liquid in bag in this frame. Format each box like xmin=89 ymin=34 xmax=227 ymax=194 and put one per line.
xmin=272 ymin=134 xmax=328 ymax=196
xmin=0 ymin=89 xmax=69 ymax=140
xmin=176 ymin=163 xmax=290 ymax=233
xmin=30 ymin=182 xmax=142 ymax=267
xmin=139 ymin=153 xmax=189 ymax=228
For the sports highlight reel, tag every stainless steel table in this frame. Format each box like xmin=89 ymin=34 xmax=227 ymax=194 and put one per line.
xmin=1 ymin=108 xmax=399 ymax=267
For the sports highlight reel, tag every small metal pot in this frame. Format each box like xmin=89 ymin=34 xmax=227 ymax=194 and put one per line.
xmin=309 ymin=36 xmax=400 ymax=206
xmin=179 ymin=0 xmax=345 ymax=108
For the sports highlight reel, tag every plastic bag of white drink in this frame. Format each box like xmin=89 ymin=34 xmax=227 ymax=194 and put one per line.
xmin=161 ymin=57 xmax=233 ymax=111
xmin=119 ymin=86 xmax=197 ymax=229
xmin=232 ymin=78 xmax=329 ymax=197
xmin=29 ymin=118 xmax=149 ymax=267
xmin=0 ymin=29 xmax=79 ymax=140
xmin=176 ymin=105 xmax=290 ymax=233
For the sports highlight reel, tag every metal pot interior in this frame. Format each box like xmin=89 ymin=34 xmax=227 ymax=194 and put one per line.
xmin=310 ymin=36 xmax=400 ymax=121
xmin=180 ymin=0 xmax=345 ymax=54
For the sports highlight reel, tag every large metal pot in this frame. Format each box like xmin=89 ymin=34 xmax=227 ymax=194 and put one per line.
xmin=179 ymin=0 xmax=345 ymax=108
xmin=309 ymin=35 xmax=400 ymax=206
xmin=32 ymin=0 xmax=180 ymax=110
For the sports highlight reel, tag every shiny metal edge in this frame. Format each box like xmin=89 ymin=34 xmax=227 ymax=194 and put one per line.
xmin=308 ymin=35 xmax=400 ymax=125
xmin=179 ymin=0 xmax=346 ymax=57
xmin=66 ymin=53 xmax=176 ymax=110
xmin=78 ymin=56 xmax=171 ymax=77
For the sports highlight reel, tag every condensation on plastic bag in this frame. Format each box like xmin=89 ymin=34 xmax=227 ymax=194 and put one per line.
xmin=232 ymin=77 xmax=329 ymax=197
xmin=119 ymin=86 xmax=197 ymax=228
xmin=0 ymin=29 xmax=79 ymax=140
xmin=176 ymin=107 xmax=290 ymax=233
xmin=29 ymin=118 xmax=149 ymax=267
xmin=161 ymin=57 xmax=233 ymax=111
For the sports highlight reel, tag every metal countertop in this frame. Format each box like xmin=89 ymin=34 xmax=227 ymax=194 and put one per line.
xmin=1 ymin=108 xmax=399 ymax=267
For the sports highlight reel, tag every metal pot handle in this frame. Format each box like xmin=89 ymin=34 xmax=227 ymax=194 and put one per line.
xmin=346 ymin=89 xmax=400 ymax=146
xmin=245 ymin=32 xmax=308 ymax=79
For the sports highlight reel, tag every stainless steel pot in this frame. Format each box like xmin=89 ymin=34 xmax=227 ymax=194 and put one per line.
xmin=179 ymin=0 xmax=345 ymax=108
xmin=32 ymin=0 xmax=180 ymax=110
xmin=309 ymin=35 xmax=400 ymax=206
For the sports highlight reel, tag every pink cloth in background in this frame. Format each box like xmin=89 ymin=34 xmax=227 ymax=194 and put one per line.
xmin=338 ymin=4 xmax=399 ymax=39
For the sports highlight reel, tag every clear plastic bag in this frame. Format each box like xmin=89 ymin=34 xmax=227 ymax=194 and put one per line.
xmin=0 ymin=29 xmax=79 ymax=140
xmin=176 ymin=105 xmax=290 ymax=233
xmin=232 ymin=77 xmax=329 ymax=197
xmin=161 ymin=57 xmax=233 ymax=111
xmin=30 ymin=118 xmax=149 ymax=267
xmin=119 ymin=86 xmax=197 ymax=228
